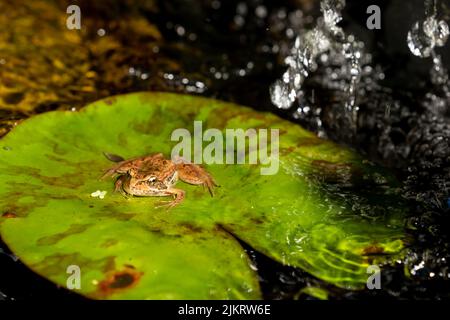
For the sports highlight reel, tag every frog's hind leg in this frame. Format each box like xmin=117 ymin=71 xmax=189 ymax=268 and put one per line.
xmin=175 ymin=162 xmax=218 ymax=196
xmin=101 ymin=153 xmax=165 ymax=179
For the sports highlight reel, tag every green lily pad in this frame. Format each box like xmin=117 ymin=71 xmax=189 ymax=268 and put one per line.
xmin=0 ymin=92 xmax=407 ymax=299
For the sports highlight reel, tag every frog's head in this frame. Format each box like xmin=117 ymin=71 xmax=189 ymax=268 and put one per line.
xmin=126 ymin=168 xmax=167 ymax=189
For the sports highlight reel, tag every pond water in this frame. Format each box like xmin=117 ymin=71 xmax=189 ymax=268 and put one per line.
xmin=0 ymin=0 xmax=449 ymax=300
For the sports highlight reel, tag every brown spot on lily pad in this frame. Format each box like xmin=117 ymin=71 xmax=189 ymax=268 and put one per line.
xmin=37 ymin=223 xmax=93 ymax=246
xmin=312 ymin=160 xmax=353 ymax=172
xmin=2 ymin=212 xmax=17 ymax=218
xmin=104 ymin=97 xmax=117 ymax=106
xmin=362 ymin=245 xmax=385 ymax=255
xmin=179 ymin=222 xmax=204 ymax=234
xmin=280 ymin=146 xmax=295 ymax=156
xmin=250 ymin=217 xmax=264 ymax=225
xmin=98 ymin=266 xmax=143 ymax=295
xmin=297 ymin=137 xmax=323 ymax=147
xmin=101 ymin=238 xmax=119 ymax=248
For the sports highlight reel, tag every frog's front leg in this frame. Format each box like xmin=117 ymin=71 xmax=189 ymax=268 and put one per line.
xmin=114 ymin=175 xmax=130 ymax=198
xmin=155 ymin=188 xmax=186 ymax=209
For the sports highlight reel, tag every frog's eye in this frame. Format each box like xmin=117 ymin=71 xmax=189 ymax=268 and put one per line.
xmin=148 ymin=176 xmax=157 ymax=182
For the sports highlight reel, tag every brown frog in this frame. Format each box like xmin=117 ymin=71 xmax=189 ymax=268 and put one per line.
xmin=102 ymin=153 xmax=217 ymax=208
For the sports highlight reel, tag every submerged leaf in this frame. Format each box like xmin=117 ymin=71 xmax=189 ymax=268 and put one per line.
xmin=0 ymin=92 xmax=407 ymax=299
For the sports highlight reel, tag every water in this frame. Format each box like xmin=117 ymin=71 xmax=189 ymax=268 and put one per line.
xmin=270 ymin=0 xmax=366 ymax=137
xmin=243 ymin=0 xmax=450 ymax=299
xmin=407 ymin=0 xmax=450 ymax=105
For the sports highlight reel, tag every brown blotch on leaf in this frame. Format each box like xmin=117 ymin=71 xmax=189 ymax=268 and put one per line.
xmin=297 ymin=137 xmax=323 ymax=148
xmin=2 ymin=212 xmax=17 ymax=218
xmin=37 ymin=223 xmax=93 ymax=246
xmin=362 ymin=245 xmax=385 ymax=255
xmin=101 ymin=238 xmax=118 ymax=248
xmin=250 ymin=217 xmax=264 ymax=225
xmin=98 ymin=266 xmax=143 ymax=295
xmin=280 ymin=147 xmax=295 ymax=156
xmin=311 ymin=160 xmax=352 ymax=171
xmin=179 ymin=222 xmax=203 ymax=234
xmin=104 ymin=98 xmax=117 ymax=106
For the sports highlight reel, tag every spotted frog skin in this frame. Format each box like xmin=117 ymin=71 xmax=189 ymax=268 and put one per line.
xmin=102 ymin=153 xmax=217 ymax=208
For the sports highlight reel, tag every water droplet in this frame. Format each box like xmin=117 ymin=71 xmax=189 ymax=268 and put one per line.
xmin=97 ymin=28 xmax=106 ymax=37
xmin=320 ymin=0 xmax=346 ymax=27
xmin=255 ymin=5 xmax=268 ymax=19
xmin=188 ymin=33 xmax=197 ymax=41
xmin=407 ymin=18 xmax=448 ymax=58
xmin=175 ymin=25 xmax=186 ymax=36
xmin=270 ymin=80 xmax=296 ymax=110
xmin=234 ymin=15 xmax=245 ymax=27
xmin=236 ymin=2 xmax=247 ymax=15
xmin=433 ymin=20 xmax=449 ymax=46
xmin=211 ymin=0 xmax=221 ymax=10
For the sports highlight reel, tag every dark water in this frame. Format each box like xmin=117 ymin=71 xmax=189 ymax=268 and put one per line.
xmin=0 ymin=0 xmax=449 ymax=300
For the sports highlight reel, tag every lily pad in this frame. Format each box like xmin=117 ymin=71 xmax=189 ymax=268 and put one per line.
xmin=0 ymin=92 xmax=407 ymax=299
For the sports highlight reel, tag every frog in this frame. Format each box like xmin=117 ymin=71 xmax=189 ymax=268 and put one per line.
xmin=101 ymin=153 xmax=217 ymax=208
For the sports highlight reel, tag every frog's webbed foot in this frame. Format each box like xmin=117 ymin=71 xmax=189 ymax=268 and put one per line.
xmin=175 ymin=161 xmax=218 ymax=196
xmin=155 ymin=188 xmax=185 ymax=210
